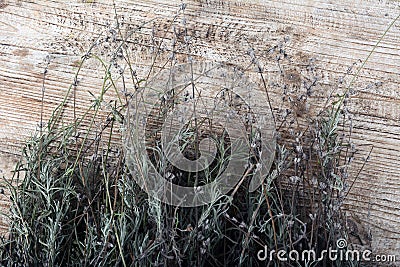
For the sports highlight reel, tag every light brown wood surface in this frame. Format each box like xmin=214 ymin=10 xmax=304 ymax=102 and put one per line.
xmin=0 ymin=0 xmax=399 ymax=261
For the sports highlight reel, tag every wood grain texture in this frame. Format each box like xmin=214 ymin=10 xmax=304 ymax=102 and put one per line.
xmin=0 ymin=0 xmax=399 ymax=260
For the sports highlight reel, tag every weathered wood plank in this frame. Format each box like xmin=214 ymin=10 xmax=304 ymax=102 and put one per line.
xmin=0 ymin=0 xmax=399 ymax=260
